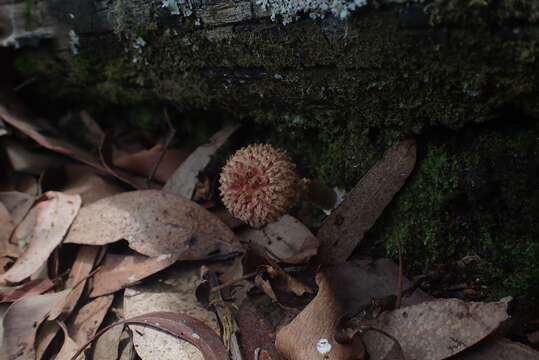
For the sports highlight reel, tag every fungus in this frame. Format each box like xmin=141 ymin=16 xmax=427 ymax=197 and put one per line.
xmin=219 ymin=144 xmax=300 ymax=228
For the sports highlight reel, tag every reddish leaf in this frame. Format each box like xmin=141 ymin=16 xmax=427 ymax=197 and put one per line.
xmin=0 ymin=278 xmax=55 ymax=303
xmin=69 ymin=312 xmax=228 ymax=360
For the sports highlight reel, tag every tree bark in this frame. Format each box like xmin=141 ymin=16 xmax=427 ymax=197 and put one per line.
xmin=3 ymin=0 xmax=539 ymax=130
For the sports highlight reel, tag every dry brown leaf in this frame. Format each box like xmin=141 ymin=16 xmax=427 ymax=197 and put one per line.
xmin=0 ymin=278 xmax=55 ymax=303
xmin=89 ymin=252 xmax=178 ymax=297
xmin=54 ymin=321 xmax=84 ymax=360
xmin=0 ymin=104 xmax=105 ymax=172
xmin=240 ymin=215 xmax=320 ymax=264
xmin=64 ymin=190 xmax=242 ymax=259
xmin=113 ymin=145 xmax=191 ymax=184
xmin=164 ymin=124 xmax=240 ymax=199
xmin=236 ymin=300 xmax=282 ymax=360
xmin=0 ymin=191 xmax=35 ymax=227
xmin=318 ymin=139 xmax=416 ymax=264
xmin=70 ymin=311 xmax=229 ymax=360
xmin=49 ymin=245 xmax=100 ymax=320
xmin=454 ymin=338 xmax=539 ymax=360
xmin=362 ymin=297 xmax=511 ymax=360
xmin=1 ymin=290 xmax=68 ymax=360
xmin=68 ymin=295 xmax=114 ymax=345
xmin=124 ymin=265 xmax=220 ymax=360
xmin=92 ymin=320 xmax=124 ymax=360
xmin=275 ymin=270 xmax=365 ymax=360
xmin=3 ymin=140 xmax=61 ymax=174
xmin=0 ymin=192 xmax=81 ymax=284
xmin=61 ymin=165 xmax=124 ymax=205
xmin=35 ymin=321 xmax=61 ymax=360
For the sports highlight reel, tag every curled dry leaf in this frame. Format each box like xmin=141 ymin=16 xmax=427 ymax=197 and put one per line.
xmin=64 ymin=190 xmax=242 ymax=259
xmin=69 ymin=312 xmax=228 ymax=360
xmin=362 ymin=297 xmax=512 ymax=360
xmin=164 ymin=124 xmax=240 ymax=199
xmin=89 ymin=252 xmax=178 ymax=297
xmin=49 ymin=245 xmax=100 ymax=320
xmin=124 ymin=265 xmax=220 ymax=360
xmin=0 ymin=192 xmax=81 ymax=284
xmin=275 ymin=270 xmax=365 ymax=360
xmin=318 ymin=139 xmax=417 ymax=264
xmin=1 ymin=290 xmax=68 ymax=360
xmin=0 ymin=104 xmax=105 ymax=172
xmin=240 ymin=215 xmax=320 ymax=264
xmin=113 ymin=145 xmax=191 ymax=184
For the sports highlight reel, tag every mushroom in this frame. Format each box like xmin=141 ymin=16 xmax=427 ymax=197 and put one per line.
xmin=219 ymin=144 xmax=300 ymax=228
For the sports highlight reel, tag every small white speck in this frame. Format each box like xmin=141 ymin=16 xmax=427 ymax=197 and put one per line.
xmin=69 ymin=13 xmax=75 ymax=19
xmin=128 ymin=275 xmax=138 ymax=283
xmin=192 ymin=333 xmax=200 ymax=339
xmin=316 ymin=338 xmax=332 ymax=354
xmin=157 ymin=254 xmax=172 ymax=261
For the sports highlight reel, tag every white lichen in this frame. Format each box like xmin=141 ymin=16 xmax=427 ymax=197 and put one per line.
xmin=257 ymin=0 xmax=367 ymax=24
xmin=68 ymin=30 xmax=80 ymax=55
xmin=161 ymin=0 xmax=193 ymax=17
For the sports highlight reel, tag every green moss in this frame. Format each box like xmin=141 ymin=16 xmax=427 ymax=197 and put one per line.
xmin=371 ymin=121 xmax=539 ymax=300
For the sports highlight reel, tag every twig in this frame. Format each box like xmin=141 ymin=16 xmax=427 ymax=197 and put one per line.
xmin=13 ymin=77 xmax=37 ymax=92
xmin=395 ymin=236 xmax=404 ymax=309
xmin=70 ymin=266 xmax=102 ymax=290
xmin=145 ymin=108 xmax=176 ymax=189
xmin=210 ymin=271 xmax=258 ymax=293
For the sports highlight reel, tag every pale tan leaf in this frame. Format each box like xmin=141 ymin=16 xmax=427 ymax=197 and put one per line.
xmin=49 ymin=245 xmax=100 ymax=320
xmin=64 ymin=190 xmax=242 ymax=259
xmin=68 ymin=295 xmax=114 ymax=345
xmin=240 ymin=215 xmax=320 ymax=264
xmin=0 ymin=290 xmax=68 ymax=360
xmin=363 ymin=298 xmax=511 ymax=360
xmin=92 ymin=320 xmax=123 ymax=360
xmin=0 ymin=192 xmax=81 ymax=284
xmin=318 ymin=139 xmax=416 ymax=264
xmin=164 ymin=124 xmax=240 ymax=199
xmin=89 ymin=252 xmax=178 ymax=297
xmin=123 ymin=265 xmax=220 ymax=360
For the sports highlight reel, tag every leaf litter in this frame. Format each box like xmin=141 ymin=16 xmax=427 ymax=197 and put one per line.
xmin=0 ymin=97 xmax=537 ymax=360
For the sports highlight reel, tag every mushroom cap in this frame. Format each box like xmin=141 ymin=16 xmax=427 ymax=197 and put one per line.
xmin=219 ymin=144 xmax=299 ymax=228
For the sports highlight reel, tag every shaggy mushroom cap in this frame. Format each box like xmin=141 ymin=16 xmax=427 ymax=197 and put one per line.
xmin=219 ymin=144 xmax=299 ymax=228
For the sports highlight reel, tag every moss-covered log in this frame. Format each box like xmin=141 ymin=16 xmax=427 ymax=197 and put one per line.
xmin=3 ymin=0 xmax=539 ymax=299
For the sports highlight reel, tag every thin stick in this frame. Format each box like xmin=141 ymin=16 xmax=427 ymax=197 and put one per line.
xmin=70 ymin=266 xmax=102 ymax=290
xmin=210 ymin=271 xmax=258 ymax=293
xmin=395 ymin=236 xmax=404 ymax=309
xmin=146 ymin=108 xmax=176 ymax=189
